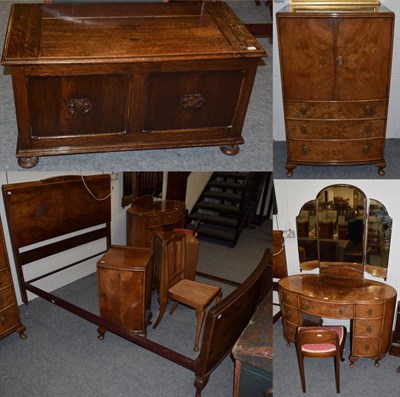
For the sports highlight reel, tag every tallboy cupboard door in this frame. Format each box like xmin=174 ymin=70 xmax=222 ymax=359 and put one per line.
xmin=278 ymin=16 xmax=393 ymax=101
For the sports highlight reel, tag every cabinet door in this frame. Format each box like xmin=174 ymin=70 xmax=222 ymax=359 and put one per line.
xmin=335 ymin=18 xmax=393 ymax=101
xmin=27 ymin=74 xmax=129 ymax=137
xmin=278 ymin=17 xmax=335 ymax=101
xmin=143 ymin=70 xmax=244 ymax=131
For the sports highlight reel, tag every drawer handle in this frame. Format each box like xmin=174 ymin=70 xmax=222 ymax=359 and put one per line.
xmin=1 ymin=316 xmax=7 ymax=326
xmin=364 ymin=105 xmax=374 ymax=116
xmin=338 ymin=308 xmax=344 ymax=315
xmin=300 ymin=105 xmax=307 ymax=115
xmin=367 ymin=325 xmax=372 ymax=333
xmin=303 ymin=301 xmax=309 ymax=310
xmin=287 ymin=310 xmax=292 ymax=319
xmin=301 ymin=125 xmax=307 ymax=134
xmin=365 ymin=124 xmax=372 ymax=134
xmin=365 ymin=343 xmax=370 ymax=351
xmin=67 ymin=98 xmax=92 ymax=115
xmin=363 ymin=145 xmax=370 ymax=154
xmin=336 ymin=55 xmax=344 ymax=66
xmin=302 ymin=146 xmax=308 ymax=155
xmin=368 ymin=308 xmax=373 ymax=316
xmin=285 ymin=295 xmax=290 ymax=303
xmin=181 ymin=93 xmax=204 ymax=110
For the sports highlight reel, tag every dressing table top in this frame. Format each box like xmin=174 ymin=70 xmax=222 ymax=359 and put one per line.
xmin=279 ymin=274 xmax=397 ymax=303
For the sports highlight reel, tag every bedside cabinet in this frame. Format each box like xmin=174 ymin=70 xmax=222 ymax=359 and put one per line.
xmin=97 ymin=246 xmax=153 ymax=338
xmin=0 ymin=218 xmax=26 ymax=340
xmin=277 ymin=5 xmax=394 ymax=176
xmin=127 ymin=200 xmax=186 ymax=248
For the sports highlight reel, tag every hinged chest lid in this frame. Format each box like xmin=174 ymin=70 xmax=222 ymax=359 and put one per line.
xmin=2 ymin=2 xmax=266 ymax=65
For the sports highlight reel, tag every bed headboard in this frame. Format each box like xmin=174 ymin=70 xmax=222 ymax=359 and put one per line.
xmin=2 ymin=174 xmax=111 ymax=303
xmin=194 ymin=248 xmax=272 ymax=394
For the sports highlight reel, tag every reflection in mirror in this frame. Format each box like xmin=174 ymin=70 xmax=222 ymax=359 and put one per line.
xmin=316 ymin=185 xmax=367 ymax=277
xmin=296 ymin=200 xmax=319 ymax=271
xmin=365 ymin=199 xmax=392 ymax=280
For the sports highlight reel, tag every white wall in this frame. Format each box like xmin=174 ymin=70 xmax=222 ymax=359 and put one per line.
xmin=185 ymin=172 xmax=213 ymax=213
xmin=0 ymin=172 xmax=127 ymax=305
xmin=273 ymin=0 xmax=400 ymax=141
xmin=273 ymin=179 xmax=400 ymax=324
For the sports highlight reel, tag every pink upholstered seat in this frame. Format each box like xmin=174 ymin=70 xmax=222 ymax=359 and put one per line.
xmin=299 ymin=326 xmax=345 ymax=353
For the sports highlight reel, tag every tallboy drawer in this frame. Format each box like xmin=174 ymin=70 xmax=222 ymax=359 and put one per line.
xmin=286 ymin=119 xmax=385 ymax=139
xmin=287 ymin=138 xmax=385 ymax=163
xmin=285 ymin=101 xmax=387 ymax=119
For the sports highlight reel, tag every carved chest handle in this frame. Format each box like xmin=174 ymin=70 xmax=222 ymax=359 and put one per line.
xmin=67 ymin=98 xmax=92 ymax=115
xmin=181 ymin=93 xmax=204 ymax=110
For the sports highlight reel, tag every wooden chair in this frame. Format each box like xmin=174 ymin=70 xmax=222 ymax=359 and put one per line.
xmin=295 ymin=326 xmax=347 ymax=393
xmin=152 ymin=232 xmax=222 ymax=352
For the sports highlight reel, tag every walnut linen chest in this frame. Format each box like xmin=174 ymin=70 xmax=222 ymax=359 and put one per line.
xmin=1 ymin=2 xmax=266 ymax=168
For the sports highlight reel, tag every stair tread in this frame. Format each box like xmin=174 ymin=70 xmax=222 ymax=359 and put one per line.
xmin=207 ymin=181 xmax=245 ymax=190
xmin=195 ymin=202 xmax=241 ymax=213
xmin=202 ymin=191 xmax=242 ymax=201
xmin=212 ymin=172 xmax=249 ymax=180
xmin=188 ymin=212 xmax=238 ymax=227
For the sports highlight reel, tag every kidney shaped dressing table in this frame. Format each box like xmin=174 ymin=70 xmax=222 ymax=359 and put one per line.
xmin=279 ymin=273 xmax=396 ymax=367
xmin=279 ymin=184 xmax=396 ymax=367
xmin=1 ymin=2 xmax=266 ymax=168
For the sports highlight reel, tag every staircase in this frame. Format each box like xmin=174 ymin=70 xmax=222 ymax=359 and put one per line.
xmin=187 ymin=172 xmax=267 ymax=246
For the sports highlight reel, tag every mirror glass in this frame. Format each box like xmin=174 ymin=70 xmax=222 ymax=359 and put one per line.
xmin=365 ymin=199 xmax=392 ymax=279
xmin=296 ymin=200 xmax=318 ymax=270
xmin=297 ymin=184 xmax=369 ymax=277
xmin=316 ymin=185 xmax=366 ymax=277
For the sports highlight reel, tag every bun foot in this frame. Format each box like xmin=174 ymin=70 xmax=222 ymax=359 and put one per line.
xmin=97 ymin=326 xmax=106 ymax=340
xmin=220 ymin=144 xmax=239 ymax=156
xmin=17 ymin=325 xmax=27 ymax=339
xmin=285 ymin=163 xmax=296 ymax=177
xmin=18 ymin=156 xmax=39 ymax=169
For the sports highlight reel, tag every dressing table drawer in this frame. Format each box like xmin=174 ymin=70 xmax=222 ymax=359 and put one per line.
xmin=281 ymin=290 xmax=298 ymax=308
xmin=353 ymin=319 xmax=382 ymax=337
xmin=282 ymin=304 xmax=300 ymax=324
xmin=283 ymin=320 xmax=298 ymax=342
xmin=352 ymin=337 xmax=380 ymax=356
xmin=355 ymin=303 xmax=384 ymax=318
xmin=299 ymin=298 xmax=353 ymax=319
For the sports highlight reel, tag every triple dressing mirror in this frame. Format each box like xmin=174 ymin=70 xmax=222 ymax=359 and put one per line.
xmin=296 ymin=184 xmax=392 ymax=279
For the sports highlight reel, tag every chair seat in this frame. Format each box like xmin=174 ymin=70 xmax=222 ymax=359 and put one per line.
xmin=298 ymin=326 xmax=345 ymax=348
xmin=169 ymin=279 xmax=221 ymax=309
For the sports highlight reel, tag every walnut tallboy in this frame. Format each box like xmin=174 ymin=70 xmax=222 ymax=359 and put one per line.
xmin=277 ymin=5 xmax=394 ymax=176
xmin=1 ymin=2 xmax=266 ymax=168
